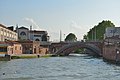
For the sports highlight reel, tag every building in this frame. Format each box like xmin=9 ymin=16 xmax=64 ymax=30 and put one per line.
xmin=105 ymin=27 xmax=120 ymax=38
xmin=0 ymin=42 xmax=8 ymax=54
xmin=16 ymin=26 xmax=50 ymax=43
xmin=103 ymin=27 xmax=120 ymax=63
xmin=16 ymin=26 xmax=29 ymax=40
xmin=7 ymin=41 xmax=22 ymax=55
xmin=29 ymin=30 xmax=49 ymax=41
xmin=16 ymin=26 xmax=51 ymax=52
xmin=0 ymin=24 xmax=18 ymax=41
xmin=17 ymin=41 xmax=40 ymax=54
xmin=0 ymin=41 xmax=22 ymax=55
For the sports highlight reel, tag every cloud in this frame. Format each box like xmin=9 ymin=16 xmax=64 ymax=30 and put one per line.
xmin=70 ymin=21 xmax=80 ymax=29
xmin=69 ymin=21 xmax=88 ymax=40
xmin=24 ymin=18 xmax=40 ymax=30
xmin=49 ymin=32 xmax=60 ymax=42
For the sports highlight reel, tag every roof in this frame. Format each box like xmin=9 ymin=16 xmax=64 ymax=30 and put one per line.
xmin=0 ymin=24 xmax=6 ymax=28
xmin=18 ymin=27 xmax=29 ymax=30
xmin=17 ymin=40 xmax=33 ymax=43
xmin=29 ymin=30 xmax=47 ymax=34
xmin=0 ymin=24 xmax=16 ymax=32
xmin=0 ymin=41 xmax=10 ymax=46
xmin=0 ymin=41 xmax=21 ymax=46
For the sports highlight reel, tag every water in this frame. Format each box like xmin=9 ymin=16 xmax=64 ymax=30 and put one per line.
xmin=0 ymin=54 xmax=120 ymax=80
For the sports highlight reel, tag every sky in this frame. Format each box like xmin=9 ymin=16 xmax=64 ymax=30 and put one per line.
xmin=0 ymin=0 xmax=120 ymax=41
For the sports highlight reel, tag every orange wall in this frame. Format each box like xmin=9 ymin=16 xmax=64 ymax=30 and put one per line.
xmin=7 ymin=44 xmax=22 ymax=55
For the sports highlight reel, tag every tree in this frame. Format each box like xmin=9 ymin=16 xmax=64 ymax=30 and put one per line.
xmin=86 ymin=20 xmax=115 ymax=41
xmin=65 ymin=33 xmax=77 ymax=42
xmin=83 ymin=34 xmax=87 ymax=41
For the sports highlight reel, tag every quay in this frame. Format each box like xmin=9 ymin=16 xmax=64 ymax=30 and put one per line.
xmin=0 ymin=54 xmax=53 ymax=61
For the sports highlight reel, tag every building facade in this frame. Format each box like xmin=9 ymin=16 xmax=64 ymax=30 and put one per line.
xmin=105 ymin=27 xmax=120 ymax=38
xmin=7 ymin=41 xmax=22 ymax=55
xmin=16 ymin=26 xmax=49 ymax=42
xmin=16 ymin=26 xmax=29 ymax=40
xmin=103 ymin=27 xmax=120 ymax=63
xmin=0 ymin=24 xmax=18 ymax=41
xmin=18 ymin=41 xmax=41 ymax=54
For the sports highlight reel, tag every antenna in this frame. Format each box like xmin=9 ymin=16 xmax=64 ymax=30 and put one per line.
xmin=29 ymin=25 xmax=32 ymax=40
xmin=30 ymin=25 xmax=32 ymax=31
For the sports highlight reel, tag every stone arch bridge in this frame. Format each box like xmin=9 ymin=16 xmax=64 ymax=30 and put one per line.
xmin=50 ymin=41 xmax=103 ymax=56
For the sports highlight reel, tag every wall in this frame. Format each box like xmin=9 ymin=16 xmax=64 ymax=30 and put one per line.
xmin=33 ymin=41 xmax=40 ymax=54
xmin=18 ymin=29 xmax=29 ymax=40
xmin=13 ymin=44 xmax=22 ymax=55
xmin=103 ymin=45 xmax=116 ymax=61
xmin=0 ymin=24 xmax=18 ymax=41
xmin=105 ymin=27 xmax=120 ymax=38
xmin=7 ymin=44 xmax=22 ymax=55
xmin=103 ymin=39 xmax=120 ymax=62
xmin=39 ymin=47 xmax=49 ymax=55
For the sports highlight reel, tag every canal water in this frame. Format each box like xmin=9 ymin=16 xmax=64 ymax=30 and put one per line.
xmin=0 ymin=54 xmax=120 ymax=80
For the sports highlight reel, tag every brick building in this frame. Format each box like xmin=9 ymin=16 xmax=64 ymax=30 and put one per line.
xmin=7 ymin=41 xmax=22 ymax=55
xmin=103 ymin=27 xmax=120 ymax=62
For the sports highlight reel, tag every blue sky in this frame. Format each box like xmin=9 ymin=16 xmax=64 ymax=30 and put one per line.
xmin=0 ymin=0 xmax=120 ymax=41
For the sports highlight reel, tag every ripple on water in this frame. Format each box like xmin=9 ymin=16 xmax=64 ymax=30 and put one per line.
xmin=0 ymin=55 xmax=120 ymax=80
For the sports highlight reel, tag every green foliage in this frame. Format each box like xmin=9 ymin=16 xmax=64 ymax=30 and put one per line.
xmin=83 ymin=34 xmax=87 ymax=41
xmin=74 ymin=49 xmax=84 ymax=54
xmin=85 ymin=20 xmax=115 ymax=41
xmin=11 ymin=55 xmax=37 ymax=59
xmin=65 ymin=33 xmax=77 ymax=42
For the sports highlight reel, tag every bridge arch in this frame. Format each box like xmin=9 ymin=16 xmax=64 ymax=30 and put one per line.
xmin=55 ymin=42 xmax=101 ymax=56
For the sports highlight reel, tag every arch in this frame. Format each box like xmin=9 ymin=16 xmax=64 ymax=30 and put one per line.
xmin=55 ymin=42 xmax=101 ymax=56
xmin=35 ymin=38 xmax=40 ymax=41
xmin=20 ymin=31 xmax=26 ymax=36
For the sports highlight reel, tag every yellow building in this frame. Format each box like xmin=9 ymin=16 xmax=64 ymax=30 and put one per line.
xmin=0 ymin=24 xmax=18 ymax=41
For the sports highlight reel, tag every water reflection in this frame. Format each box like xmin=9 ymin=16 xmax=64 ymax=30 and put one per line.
xmin=0 ymin=54 xmax=120 ymax=80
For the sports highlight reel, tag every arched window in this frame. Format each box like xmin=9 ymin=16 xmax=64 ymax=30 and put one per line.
xmin=20 ymin=32 xmax=26 ymax=36
xmin=35 ymin=38 xmax=40 ymax=41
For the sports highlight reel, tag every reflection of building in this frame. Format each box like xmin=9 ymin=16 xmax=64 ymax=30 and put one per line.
xmin=0 ymin=24 xmax=18 ymax=41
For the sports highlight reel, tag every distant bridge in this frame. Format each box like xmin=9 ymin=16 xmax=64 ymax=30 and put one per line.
xmin=50 ymin=41 xmax=103 ymax=56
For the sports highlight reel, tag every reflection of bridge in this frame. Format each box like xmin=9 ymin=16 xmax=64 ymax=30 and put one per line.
xmin=50 ymin=41 xmax=103 ymax=56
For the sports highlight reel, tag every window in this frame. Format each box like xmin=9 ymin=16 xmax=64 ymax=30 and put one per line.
xmin=8 ymin=48 xmax=9 ymax=51
xmin=15 ymin=46 xmax=17 ymax=50
xmin=0 ymin=47 xmax=7 ymax=52
xmin=35 ymin=38 xmax=40 ymax=41
xmin=20 ymin=31 xmax=26 ymax=36
xmin=20 ymin=47 xmax=21 ymax=50
xmin=34 ymin=35 xmax=41 ymax=37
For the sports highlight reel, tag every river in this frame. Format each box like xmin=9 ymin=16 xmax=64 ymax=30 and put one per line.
xmin=0 ymin=54 xmax=120 ymax=80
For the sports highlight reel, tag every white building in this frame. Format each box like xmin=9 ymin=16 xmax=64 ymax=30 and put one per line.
xmin=16 ymin=26 xmax=50 ymax=45
xmin=105 ymin=27 xmax=120 ymax=38
xmin=16 ymin=26 xmax=29 ymax=40
xmin=0 ymin=24 xmax=18 ymax=41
